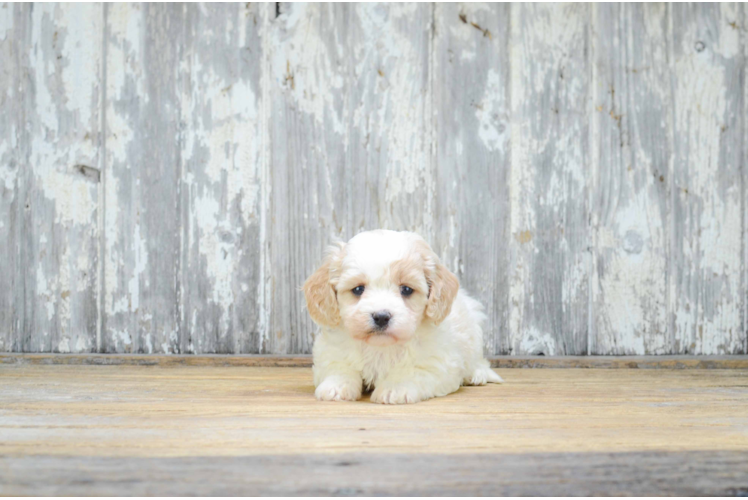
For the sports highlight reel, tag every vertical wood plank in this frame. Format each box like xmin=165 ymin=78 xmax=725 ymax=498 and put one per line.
xmin=179 ymin=3 xmax=267 ymax=354
xmin=102 ymin=4 xmax=182 ymax=353
xmin=345 ymin=4 xmax=434 ymax=238
xmin=18 ymin=4 xmax=102 ymax=353
xmin=509 ymin=4 xmax=590 ymax=355
xmin=101 ymin=3 xmax=140 ymax=353
xmin=589 ymin=4 xmax=671 ymax=354
xmin=0 ymin=4 xmax=22 ymax=351
xmin=432 ymin=3 xmax=511 ymax=354
xmin=265 ymin=3 xmax=349 ymax=354
xmin=745 ymin=4 xmax=748 ymax=356
xmin=670 ymin=3 xmax=745 ymax=354
xmin=266 ymin=4 xmax=433 ymax=353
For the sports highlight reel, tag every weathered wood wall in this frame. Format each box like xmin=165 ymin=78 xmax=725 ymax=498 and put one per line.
xmin=1 ymin=3 xmax=746 ymax=355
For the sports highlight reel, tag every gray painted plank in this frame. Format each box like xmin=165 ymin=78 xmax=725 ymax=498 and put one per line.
xmin=345 ymin=4 xmax=434 ymax=238
xmin=1 ymin=3 xmax=746 ymax=356
xmin=670 ymin=3 xmax=745 ymax=354
xmin=265 ymin=3 xmax=349 ymax=354
xmin=0 ymin=3 xmax=22 ymax=352
xmin=100 ymin=3 xmax=141 ymax=353
xmin=266 ymin=3 xmax=433 ymax=353
xmin=432 ymin=3 xmax=511 ymax=354
xmin=590 ymin=4 xmax=671 ymax=354
xmin=508 ymin=4 xmax=591 ymax=355
xmin=18 ymin=4 xmax=102 ymax=353
xmin=102 ymin=4 xmax=182 ymax=353
xmin=745 ymin=4 xmax=748 ymax=356
xmin=179 ymin=3 xmax=267 ymax=354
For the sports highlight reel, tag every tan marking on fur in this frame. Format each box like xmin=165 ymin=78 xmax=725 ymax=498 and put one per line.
xmin=426 ymin=261 xmax=460 ymax=324
xmin=412 ymin=240 xmax=460 ymax=325
xmin=388 ymin=255 xmax=427 ymax=293
xmin=303 ymin=243 xmax=346 ymax=327
xmin=336 ymin=272 xmax=368 ymax=294
xmin=387 ymin=255 xmax=429 ymax=315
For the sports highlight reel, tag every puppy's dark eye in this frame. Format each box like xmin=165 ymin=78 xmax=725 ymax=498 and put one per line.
xmin=400 ymin=285 xmax=414 ymax=297
xmin=352 ymin=285 xmax=365 ymax=296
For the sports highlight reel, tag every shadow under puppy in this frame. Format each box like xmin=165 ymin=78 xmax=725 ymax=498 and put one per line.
xmin=303 ymin=230 xmax=502 ymax=404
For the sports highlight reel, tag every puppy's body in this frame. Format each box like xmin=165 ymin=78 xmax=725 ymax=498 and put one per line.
xmin=305 ymin=230 xmax=501 ymax=404
xmin=313 ymin=289 xmax=501 ymax=404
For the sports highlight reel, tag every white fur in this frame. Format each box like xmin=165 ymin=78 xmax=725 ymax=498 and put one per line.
xmin=306 ymin=230 xmax=502 ymax=404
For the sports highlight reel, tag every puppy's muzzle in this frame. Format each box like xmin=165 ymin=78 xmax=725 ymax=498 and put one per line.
xmin=371 ymin=311 xmax=392 ymax=330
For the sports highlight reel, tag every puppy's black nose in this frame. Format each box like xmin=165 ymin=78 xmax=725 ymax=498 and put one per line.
xmin=371 ymin=311 xmax=391 ymax=329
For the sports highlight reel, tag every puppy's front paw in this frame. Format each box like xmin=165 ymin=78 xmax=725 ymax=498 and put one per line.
xmin=370 ymin=384 xmax=422 ymax=404
xmin=315 ymin=377 xmax=361 ymax=402
xmin=466 ymin=367 xmax=504 ymax=386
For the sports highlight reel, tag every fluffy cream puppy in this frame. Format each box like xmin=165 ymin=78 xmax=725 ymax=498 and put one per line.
xmin=303 ymin=229 xmax=502 ymax=404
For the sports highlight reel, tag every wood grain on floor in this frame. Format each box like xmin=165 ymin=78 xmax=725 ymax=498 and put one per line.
xmin=1 ymin=365 xmax=747 ymax=495
xmin=3 ymin=353 xmax=748 ymax=369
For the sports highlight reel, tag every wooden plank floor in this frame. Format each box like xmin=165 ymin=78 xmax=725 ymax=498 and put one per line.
xmin=2 ymin=364 xmax=748 ymax=495
xmin=4 ymin=353 xmax=748 ymax=369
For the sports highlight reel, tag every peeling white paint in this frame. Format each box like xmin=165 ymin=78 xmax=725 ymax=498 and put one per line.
xmin=185 ymin=64 xmax=261 ymax=225
xmin=29 ymin=6 xmax=59 ymax=133
xmin=273 ymin=4 xmax=346 ymax=135
xmin=59 ymin=4 xmax=101 ymax=123
xmin=192 ymin=194 xmax=235 ymax=334
xmin=175 ymin=4 xmax=269 ymax=354
xmin=671 ymin=3 xmax=743 ymax=354
xmin=36 ymin=266 xmax=55 ymax=321
xmin=103 ymin=172 xmax=122 ymax=317
xmin=35 ymin=166 xmax=98 ymax=226
xmin=144 ymin=331 xmax=153 ymax=354
xmin=0 ymin=5 xmax=12 ymax=40
xmin=128 ymin=223 xmax=147 ymax=314
xmin=2 ymin=3 xmax=745 ymax=356
xmin=58 ymin=245 xmax=71 ymax=342
xmin=75 ymin=336 xmax=88 ymax=352
xmin=357 ymin=4 xmax=433 ymax=235
xmin=509 ymin=4 xmax=589 ymax=355
xmin=111 ymin=328 xmax=132 ymax=351
xmin=58 ymin=337 xmax=70 ymax=353
xmin=0 ymin=125 xmax=16 ymax=191
xmin=103 ymin=3 xmax=146 ymax=354
xmin=257 ymin=3 xmax=272 ymax=353
xmin=476 ymin=69 xmax=506 ymax=153
xmin=519 ymin=329 xmax=557 ymax=356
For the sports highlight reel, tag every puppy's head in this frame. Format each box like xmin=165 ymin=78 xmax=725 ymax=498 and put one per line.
xmin=303 ymin=230 xmax=459 ymax=346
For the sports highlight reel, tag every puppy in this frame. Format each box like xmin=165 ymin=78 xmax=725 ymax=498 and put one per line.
xmin=303 ymin=229 xmax=502 ymax=404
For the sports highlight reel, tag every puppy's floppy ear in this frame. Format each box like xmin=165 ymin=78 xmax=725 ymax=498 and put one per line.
xmin=303 ymin=243 xmax=345 ymax=327
xmin=423 ymin=249 xmax=460 ymax=325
